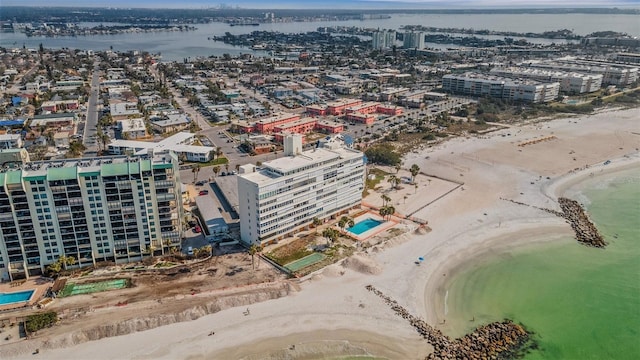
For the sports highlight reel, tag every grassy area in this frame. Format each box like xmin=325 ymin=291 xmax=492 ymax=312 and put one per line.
xmin=364 ymin=167 xmax=390 ymax=196
xmin=185 ymin=156 xmax=229 ymax=167
xmin=265 ymin=238 xmax=314 ymax=266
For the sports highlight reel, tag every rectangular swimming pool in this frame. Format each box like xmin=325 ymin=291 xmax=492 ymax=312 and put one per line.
xmin=347 ymin=218 xmax=384 ymax=235
xmin=0 ymin=290 xmax=35 ymax=306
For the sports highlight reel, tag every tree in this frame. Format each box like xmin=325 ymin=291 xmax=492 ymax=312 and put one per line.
xmin=365 ymin=143 xmax=401 ymax=166
xmin=322 ymin=228 xmax=339 ymax=245
xmin=212 ymin=165 xmax=220 ymax=177
xmin=248 ymin=244 xmax=262 ymax=270
xmin=146 ymin=244 xmax=156 ymax=258
xmin=388 ymin=175 xmax=400 ymax=191
xmin=215 ymin=146 xmax=223 ymax=159
xmin=395 ymin=164 xmax=402 ymax=173
xmin=381 ymin=194 xmax=391 ymax=207
xmin=96 ymin=129 xmax=110 ymax=152
xmin=191 ymin=164 xmax=201 ymax=182
xmin=409 ymin=164 xmax=420 ymax=183
xmin=312 ymin=216 xmax=323 ymax=233
xmin=338 ymin=216 xmax=354 ymax=232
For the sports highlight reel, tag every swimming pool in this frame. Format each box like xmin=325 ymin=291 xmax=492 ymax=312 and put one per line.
xmin=0 ymin=289 xmax=35 ymax=306
xmin=347 ymin=218 xmax=384 ymax=235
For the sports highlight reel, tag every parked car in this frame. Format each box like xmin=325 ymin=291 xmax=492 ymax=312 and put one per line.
xmin=195 ymin=180 xmax=206 ymax=186
xmin=187 ymin=246 xmax=194 ymax=255
xmin=199 ymin=190 xmax=209 ymax=195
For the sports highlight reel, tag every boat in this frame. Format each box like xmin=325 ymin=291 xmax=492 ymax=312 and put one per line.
xmin=229 ymin=22 xmax=260 ymax=27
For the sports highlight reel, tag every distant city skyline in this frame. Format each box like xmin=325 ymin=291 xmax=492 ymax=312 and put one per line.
xmin=2 ymin=0 xmax=639 ymax=9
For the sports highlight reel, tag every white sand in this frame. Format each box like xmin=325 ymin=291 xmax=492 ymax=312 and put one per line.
xmin=7 ymin=108 xmax=639 ymax=360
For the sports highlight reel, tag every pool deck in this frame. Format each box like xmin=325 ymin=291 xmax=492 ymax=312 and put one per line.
xmin=0 ymin=277 xmax=52 ymax=312
xmin=340 ymin=212 xmax=398 ymax=242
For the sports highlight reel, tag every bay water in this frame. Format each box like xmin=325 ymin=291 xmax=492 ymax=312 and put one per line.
xmin=445 ymin=168 xmax=640 ymax=359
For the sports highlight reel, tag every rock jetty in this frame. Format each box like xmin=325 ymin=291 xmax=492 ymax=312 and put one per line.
xmin=501 ymin=197 xmax=606 ymax=248
xmin=365 ymin=285 xmax=532 ymax=359
xmin=557 ymin=197 xmax=606 ymax=248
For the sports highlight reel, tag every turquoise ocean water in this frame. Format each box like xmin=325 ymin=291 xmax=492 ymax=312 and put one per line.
xmin=445 ymin=169 xmax=640 ymax=359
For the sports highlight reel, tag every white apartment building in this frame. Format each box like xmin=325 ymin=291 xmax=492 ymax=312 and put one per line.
xmin=403 ymin=31 xmax=425 ymax=49
xmin=442 ymin=72 xmax=560 ymax=103
xmin=490 ymin=67 xmax=603 ymax=94
xmin=0 ymin=151 xmax=183 ymax=281
xmin=372 ymin=30 xmax=397 ymax=49
xmin=108 ymin=132 xmax=214 ymax=163
xmin=524 ymin=60 xmax=639 ymax=86
xmin=237 ymin=134 xmax=365 ymax=246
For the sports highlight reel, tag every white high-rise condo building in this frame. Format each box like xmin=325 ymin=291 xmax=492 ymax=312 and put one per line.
xmin=442 ymin=72 xmax=560 ymax=103
xmin=237 ymin=134 xmax=365 ymax=246
xmin=403 ymin=31 xmax=425 ymax=49
xmin=372 ymin=30 xmax=397 ymax=49
xmin=0 ymin=151 xmax=182 ymax=281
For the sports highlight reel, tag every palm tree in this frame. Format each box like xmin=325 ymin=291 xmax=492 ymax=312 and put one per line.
xmin=410 ymin=164 xmax=420 ymax=183
xmin=235 ymin=164 xmax=240 ymax=173
xmin=163 ymin=239 xmax=172 ymax=254
xmin=385 ymin=206 xmax=395 ymax=221
xmin=191 ymin=164 xmax=201 ymax=182
xmin=146 ymin=244 xmax=156 ymax=258
xmin=212 ymin=165 xmax=220 ymax=177
xmin=388 ymin=175 xmax=400 ymax=191
xmin=215 ymin=147 xmax=223 ymax=159
xmin=379 ymin=207 xmax=389 ymax=220
xmin=312 ymin=216 xmax=323 ymax=233
xmin=381 ymin=194 xmax=391 ymax=207
xmin=338 ymin=216 xmax=355 ymax=232
xmin=395 ymin=163 xmax=402 ymax=173
xmin=248 ymin=244 xmax=262 ymax=270
xmin=322 ymin=228 xmax=339 ymax=245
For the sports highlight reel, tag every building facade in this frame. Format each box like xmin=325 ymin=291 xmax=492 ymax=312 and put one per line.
xmin=372 ymin=30 xmax=397 ymax=49
xmin=237 ymin=135 xmax=365 ymax=245
xmin=442 ymin=72 xmax=560 ymax=103
xmin=0 ymin=151 xmax=183 ymax=281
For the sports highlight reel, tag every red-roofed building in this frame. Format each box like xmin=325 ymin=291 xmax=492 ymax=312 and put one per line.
xmin=274 ymin=117 xmax=317 ymax=135
xmin=306 ymin=104 xmax=327 ymax=116
xmin=345 ymin=101 xmax=380 ymax=115
xmin=255 ymin=113 xmax=301 ymax=133
xmin=376 ymin=104 xmax=403 ymax=116
xmin=315 ymin=120 xmax=344 ymax=134
xmin=346 ymin=112 xmax=375 ymax=125
xmin=326 ymin=99 xmax=362 ymax=115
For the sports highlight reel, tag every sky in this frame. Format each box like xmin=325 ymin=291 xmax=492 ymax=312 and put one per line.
xmin=1 ymin=0 xmax=638 ymax=8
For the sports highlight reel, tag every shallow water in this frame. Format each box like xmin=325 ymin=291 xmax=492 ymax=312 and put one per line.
xmin=445 ymin=168 xmax=640 ymax=359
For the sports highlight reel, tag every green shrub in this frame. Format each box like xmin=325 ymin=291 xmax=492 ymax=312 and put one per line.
xmin=25 ymin=311 xmax=58 ymax=333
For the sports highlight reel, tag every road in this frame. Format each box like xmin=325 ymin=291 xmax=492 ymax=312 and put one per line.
xmin=83 ymin=64 xmax=101 ymax=157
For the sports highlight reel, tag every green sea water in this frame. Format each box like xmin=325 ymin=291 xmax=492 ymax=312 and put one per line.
xmin=445 ymin=169 xmax=640 ymax=359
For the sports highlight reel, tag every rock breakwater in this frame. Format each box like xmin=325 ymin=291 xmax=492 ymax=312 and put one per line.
xmin=365 ymin=285 xmax=532 ymax=359
xmin=502 ymin=197 xmax=606 ymax=248
xmin=557 ymin=197 xmax=606 ymax=248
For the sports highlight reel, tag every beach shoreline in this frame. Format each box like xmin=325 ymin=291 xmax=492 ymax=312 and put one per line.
xmin=3 ymin=107 xmax=639 ymax=360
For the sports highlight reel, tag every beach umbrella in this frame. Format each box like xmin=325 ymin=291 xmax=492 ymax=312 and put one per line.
xmin=418 ymin=256 xmax=424 ymax=262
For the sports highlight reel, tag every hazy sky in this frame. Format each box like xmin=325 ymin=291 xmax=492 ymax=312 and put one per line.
xmin=1 ymin=0 xmax=638 ymax=8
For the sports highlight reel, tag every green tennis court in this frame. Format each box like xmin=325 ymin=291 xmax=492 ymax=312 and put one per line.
xmin=59 ymin=279 xmax=129 ymax=297
xmin=284 ymin=253 xmax=326 ymax=272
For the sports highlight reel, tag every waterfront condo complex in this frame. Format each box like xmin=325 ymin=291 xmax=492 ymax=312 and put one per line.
xmin=237 ymin=135 xmax=365 ymax=245
xmin=0 ymin=151 xmax=182 ymax=281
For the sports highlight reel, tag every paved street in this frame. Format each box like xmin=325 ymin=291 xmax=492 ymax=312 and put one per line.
xmin=83 ymin=64 xmax=101 ymax=157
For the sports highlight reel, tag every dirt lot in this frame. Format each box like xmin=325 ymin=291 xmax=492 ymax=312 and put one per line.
xmin=0 ymin=251 xmax=287 ymax=351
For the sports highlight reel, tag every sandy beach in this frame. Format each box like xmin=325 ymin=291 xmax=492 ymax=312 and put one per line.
xmin=4 ymin=107 xmax=639 ymax=360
